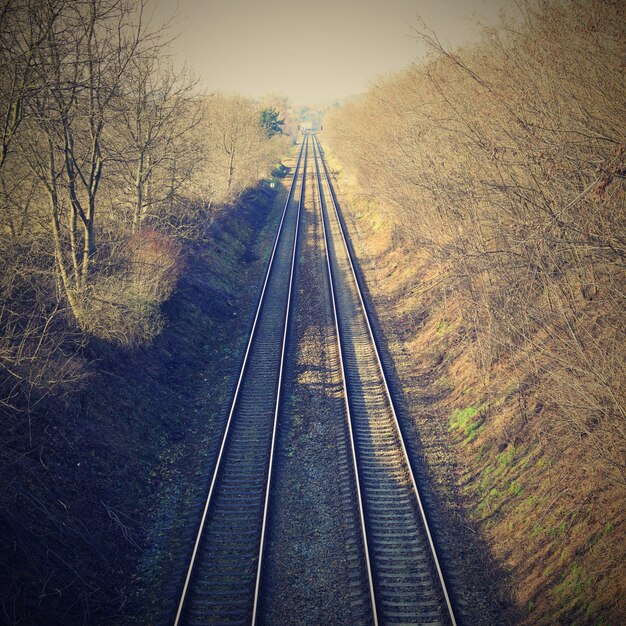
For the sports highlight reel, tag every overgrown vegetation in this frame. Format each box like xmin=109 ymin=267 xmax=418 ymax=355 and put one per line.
xmin=325 ymin=0 xmax=625 ymax=622
xmin=0 ymin=0 xmax=291 ymax=621
xmin=0 ymin=0 xmax=289 ymax=413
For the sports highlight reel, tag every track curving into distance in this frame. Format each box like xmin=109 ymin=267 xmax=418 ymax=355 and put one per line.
xmin=174 ymin=134 xmax=309 ymax=626
xmin=312 ymin=133 xmax=458 ymax=626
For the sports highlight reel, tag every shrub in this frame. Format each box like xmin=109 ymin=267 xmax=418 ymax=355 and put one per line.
xmin=78 ymin=230 xmax=182 ymax=347
xmin=126 ymin=229 xmax=183 ymax=302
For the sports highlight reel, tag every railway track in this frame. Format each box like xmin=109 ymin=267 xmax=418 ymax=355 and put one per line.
xmin=311 ymin=133 xmax=457 ymax=626
xmin=174 ymin=134 xmax=308 ymax=625
xmin=173 ymin=132 xmax=458 ymax=625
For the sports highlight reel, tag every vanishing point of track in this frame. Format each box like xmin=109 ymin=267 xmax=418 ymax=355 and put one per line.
xmin=174 ymin=133 xmax=458 ymax=625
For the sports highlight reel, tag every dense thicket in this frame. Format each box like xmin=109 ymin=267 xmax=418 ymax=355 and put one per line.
xmin=326 ymin=0 xmax=625 ymax=487
xmin=0 ymin=0 xmax=288 ymax=416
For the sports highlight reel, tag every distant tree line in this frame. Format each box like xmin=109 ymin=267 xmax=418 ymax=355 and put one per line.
xmin=326 ymin=0 xmax=625 ymax=485
xmin=0 ymin=0 xmax=289 ymax=415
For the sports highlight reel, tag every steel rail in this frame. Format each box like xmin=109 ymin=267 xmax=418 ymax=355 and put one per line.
xmin=173 ymin=134 xmax=308 ymax=626
xmin=250 ymin=132 xmax=308 ymax=625
xmin=313 ymin=132 xmax=458 ymax=626
xmin=311 ymin=136 xmax=379 ymax=626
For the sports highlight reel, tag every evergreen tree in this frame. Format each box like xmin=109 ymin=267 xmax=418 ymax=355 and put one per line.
xmin=259 ymin=107 xmax=285 ymax=138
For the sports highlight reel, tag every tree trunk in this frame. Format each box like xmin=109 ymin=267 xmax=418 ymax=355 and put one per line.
xmin=227 ymin=148 xmax=235 ymax=191
xmin=46 ymin=144 xmax=81 ymax=322
xmin=133 ymin=154 xmax=144 ymax=231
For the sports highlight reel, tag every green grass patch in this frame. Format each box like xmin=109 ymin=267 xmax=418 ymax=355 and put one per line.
xmin=449 ymin=405 xmax=482 ymax=442
xmin=474 ymin=487 xmax=502 ymax=519
xmin=508 ymin=481 xmax=523 ymax=496
xmin=479 ymin=463 xmax=494 ymax=490
xmin=548 ymin=521 xmax=567 ymax=538
xmin=553 ymin=562 xmax=593 ymax=600
xmin=449 ymin=405 xmax=478 ymax=430
xmin=497 ymin=445 xmax=516 ymax=466
xmin=465 ymin=420 xmax=481 ymax=442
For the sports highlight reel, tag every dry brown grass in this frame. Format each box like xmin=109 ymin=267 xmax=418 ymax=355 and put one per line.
xmin=331 ymin=182 xmax=625 ymax=623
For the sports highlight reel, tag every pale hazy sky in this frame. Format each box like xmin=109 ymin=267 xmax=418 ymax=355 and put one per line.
xmin=153 ymin=0 xmax=518 ymax=106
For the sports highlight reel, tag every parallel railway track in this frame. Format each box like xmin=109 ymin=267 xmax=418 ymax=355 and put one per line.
xmin=312 ymin=134 xmax=457 ymax=626
xmin=173 ymin=132 xmax=458 ymax=625
xmin=174 ymin=135 xmax=308 ymax=625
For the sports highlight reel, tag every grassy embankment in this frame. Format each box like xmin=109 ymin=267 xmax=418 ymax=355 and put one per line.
xmin=0 ymin=174 xmax=288 ymax=625
xmin=322 ymin=151 xmax=624 ymax=625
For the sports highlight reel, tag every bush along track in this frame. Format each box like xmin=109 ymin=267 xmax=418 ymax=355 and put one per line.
xmin=321 ymin=2 xmax=625 ymax=620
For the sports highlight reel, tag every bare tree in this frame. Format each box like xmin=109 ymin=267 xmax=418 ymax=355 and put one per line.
xmin=0 ymin=0 xmax=61 ymax=170
xmin=326 ymin=0 xmax=625 ymax=481
xmin=198 ymin=94 xmax=269 ymax=204
xmin=112 ymin=54 xmax=200 ymax=231
xmin=19 ymin=0 xmax=159 ymax=318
